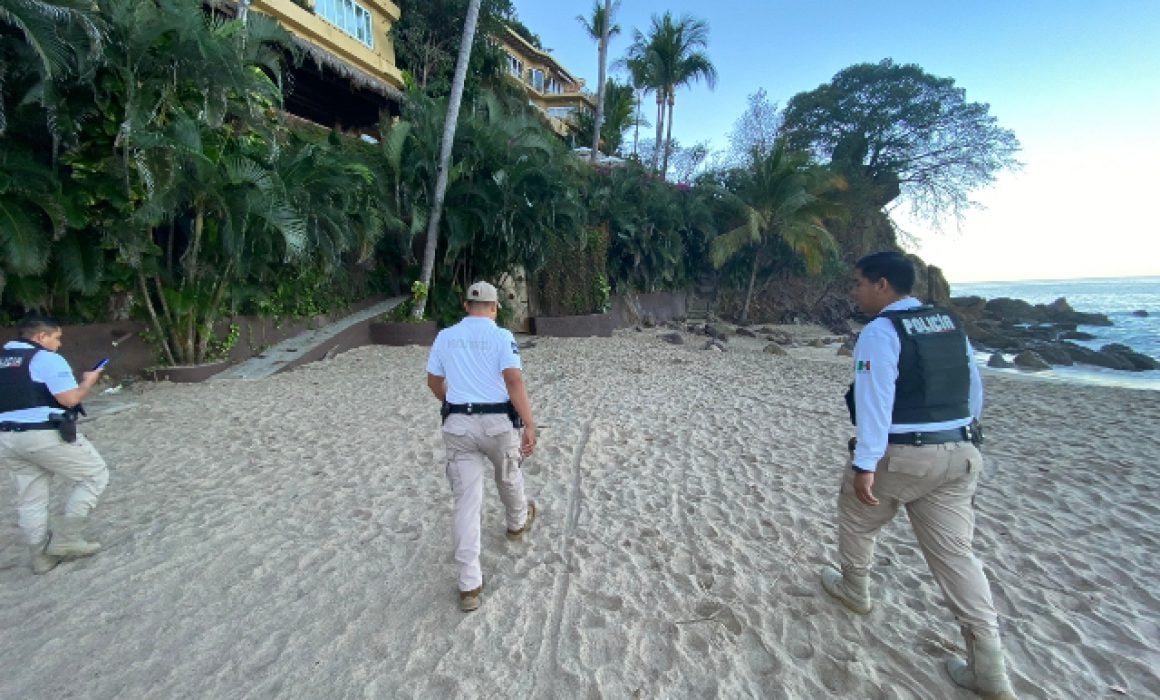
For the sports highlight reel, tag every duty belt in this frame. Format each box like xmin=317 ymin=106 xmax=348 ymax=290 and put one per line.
xmin=0 ymin=421 xmax=58 ymax=432
xmin=444 ymin=402 xmax=511 ymax=416
xmin=887 ymin=425 xmax=976 ymax=446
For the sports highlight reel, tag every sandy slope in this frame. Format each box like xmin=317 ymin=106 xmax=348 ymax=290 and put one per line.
xmin=1 ymin=330 xmax=1157 ymax=699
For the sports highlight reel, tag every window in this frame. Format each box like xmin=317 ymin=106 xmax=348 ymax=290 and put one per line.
xmin=547 ymin=107 xmax=576 ymax=120
xmin=507 ymin=54 xmax=523 ymax=78
xmin=316 ymin=0 xmax=375 ymax=49
xmin=529 ymin=68 xmax=545 ymax=93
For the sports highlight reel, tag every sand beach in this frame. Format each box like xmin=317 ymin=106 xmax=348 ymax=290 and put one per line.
xmin=1 ymin=328 xmax=1158 ymax=699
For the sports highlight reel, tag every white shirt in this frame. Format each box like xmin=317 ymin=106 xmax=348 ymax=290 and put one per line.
xmin=0 ymin=341 xmax=78 ymax=423
xmin=426 ymin=317 xmax=522 ymax=404
xmin=851 ymin=297 xmax=983 ymax=471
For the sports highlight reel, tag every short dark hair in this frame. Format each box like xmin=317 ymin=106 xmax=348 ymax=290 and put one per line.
xmin=855 ymin=251 xmax=915 ymax=294
xmin=17 ymin=313 xmax=62 ymax=339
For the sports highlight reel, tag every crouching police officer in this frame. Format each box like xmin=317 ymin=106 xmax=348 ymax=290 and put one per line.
xmin=1 ymin=314 xmax=110 ymax=574
xmin=820 ymin=252 xmax=1017 ymax=699
xmin=425 ymin=282 xmax=536 ymax=612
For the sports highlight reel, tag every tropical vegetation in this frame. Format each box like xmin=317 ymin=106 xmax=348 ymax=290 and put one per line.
xmin=0 ymin=2 xmax=1020 ymax=362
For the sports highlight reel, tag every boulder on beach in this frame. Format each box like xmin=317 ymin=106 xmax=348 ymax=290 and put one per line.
xmin=987 ymin=353 xmax=1014 ymax=368
xmin=1012 ymin=350 xmax=1051 ymax=371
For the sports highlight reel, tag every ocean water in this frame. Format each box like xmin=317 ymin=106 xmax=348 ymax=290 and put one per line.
xmin=951 ymin=276 xmax=1160 ymax=391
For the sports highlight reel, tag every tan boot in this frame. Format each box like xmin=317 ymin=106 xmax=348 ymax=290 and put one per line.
xmin=506 ymin=502 xmax=536 ymax=541
xmin=820 ymin=565 xmax=873 ymax=614
xmin=946 ymin=629 xmax=1017 ymax=699
xmin=45 ymin=516 xmax=101 ymax=558
xmin=459 ymin=586 xmax=482 ymax=612
xmin=30 ymin=539 xmax=62 ymax=575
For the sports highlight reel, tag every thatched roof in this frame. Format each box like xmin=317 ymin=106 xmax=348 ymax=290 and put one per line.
xmin=207 ymin=0 xmax=404 ymax=102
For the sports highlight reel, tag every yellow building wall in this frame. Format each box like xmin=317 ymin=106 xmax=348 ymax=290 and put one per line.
xmin=499 ymin=27 xmax=595 ymax=136
xmin=253 ymin=0 xmax=404 ymax=90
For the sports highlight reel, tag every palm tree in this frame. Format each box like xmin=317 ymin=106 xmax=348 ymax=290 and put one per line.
xmin=568 ymin=79 xmax=639 ymax=155
xmin=711 ymin=141 xmax=845 ymax=323
xmin=576 ymin=0 xmax=620 ymax=161
xmin=625 ymin=12 xmax=716 ymax=176
xmin=0 ymin=0 xmax=104 ymax=133
xmin=412 ymin=0 xmax=482 ymax=320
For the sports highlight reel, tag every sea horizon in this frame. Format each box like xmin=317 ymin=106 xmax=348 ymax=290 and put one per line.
xmin=949 ymin=273 xmax=1160 ymax=287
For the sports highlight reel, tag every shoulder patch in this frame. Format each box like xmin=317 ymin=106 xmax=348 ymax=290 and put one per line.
xmin=511 ymin=341 xmax=520 ymax=355
xmin=856 ymin=359 xmax=871 ymax=372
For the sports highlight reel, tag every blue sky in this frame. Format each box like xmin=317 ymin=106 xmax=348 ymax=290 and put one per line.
xmin=509 ymin=0 xmax=1160 ymax=283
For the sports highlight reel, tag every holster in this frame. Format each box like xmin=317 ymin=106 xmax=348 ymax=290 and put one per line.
xmin=50 ymin=406 xmax=83 ymax=443
xmin=440 ymin=401 xmax=451 ymax=424
xmin=506 ymin=403 xmax=524 ymax=429
xmin=969 ymin=419 xmax=985 ymax=446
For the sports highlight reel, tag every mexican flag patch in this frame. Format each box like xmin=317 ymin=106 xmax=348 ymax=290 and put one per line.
xmin=856 ymin=360 xmax=871 ymax=372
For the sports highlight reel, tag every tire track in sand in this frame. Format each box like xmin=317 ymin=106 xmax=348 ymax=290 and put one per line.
xmin=529 ymin=412 xmax=595 ymax=696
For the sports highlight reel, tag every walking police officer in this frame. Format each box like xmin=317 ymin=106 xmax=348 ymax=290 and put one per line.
xmin=820 ymin=252 xmax=1017 ymax=698
xmin=425 ymin=282 xmax=536 ymax=612
xmin=1 ymin=314 xmax=110 ymax=574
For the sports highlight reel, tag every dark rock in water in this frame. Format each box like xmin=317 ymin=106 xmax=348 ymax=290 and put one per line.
xmin=659 ymin=332 xmax=684 ymax=345
xmin=1100 ymin=343 xmax=1160 ymax=371
xmin=1132 ymin=309 xmax=1149 ymax=317
xmin=950 ymin=296 xmax=987 ymax=317
xmin=836 ymin=346 xmax=853 ymax=357
xmin=1045 ymin=297 xmax=1073 ymax=315
xmin=1012 ymin=351 xmax=1051 ymax=370
xmin=985 ymin=297 xmax=1043 ymax=324
xmin=763 ymin=343 xmax=788 ymax=356
xmin=1059 ymin=330 xmax=1097 ymax=341
xmin=1026 ymin=342 xmax=1075 ymax=366
xmin=735 ymin=327 xmax=757 ymax=338
xmin=1060 ymin=342 xmax=1136 ymax=370
xmin=987 ymin=353 xmax=1014 ymax=368
xmin=1049 ymin=309 xmax=1114 ymax=327
xmin=703 ymin=339 xmax=727 ymax=352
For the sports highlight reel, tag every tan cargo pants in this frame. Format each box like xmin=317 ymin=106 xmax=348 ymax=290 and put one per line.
xmin=837 ymin=441 xmax=1000 ymax=638
xmin=442 ymin=414 xmax=528 ymax=592
xmin=2 ymin=429 xmax=109 ymax=545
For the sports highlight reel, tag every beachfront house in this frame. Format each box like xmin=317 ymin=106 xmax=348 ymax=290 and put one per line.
xmin=217 ymin=0 xmax=406 ymax=132
xmin=497 ymin=25 xmax=597 ymax=141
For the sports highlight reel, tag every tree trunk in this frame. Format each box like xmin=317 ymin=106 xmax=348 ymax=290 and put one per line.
xmin=740 ymin=252 xmax=759 ymax=324
xmin=412 ymin=0 xmax=482 ymax=320
xmin=661 ymin=94 xmax=675 ymax=177
xmin=652 ymin=93 xmax=665 ymax=172
xmin=632 ymin=89 xmax=641 ymax=158
xmin=137 ymin=269 xmax=176 ymax=366
xmin=590 ymin=0 xmax=611 ymax=161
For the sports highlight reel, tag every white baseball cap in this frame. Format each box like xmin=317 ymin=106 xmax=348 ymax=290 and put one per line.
xmin=465 ymin=281 xmax=499 ymax=304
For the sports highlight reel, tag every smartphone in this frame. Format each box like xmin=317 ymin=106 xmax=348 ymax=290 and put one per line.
xmin=92 ymin=358 xmax=110 ymax=371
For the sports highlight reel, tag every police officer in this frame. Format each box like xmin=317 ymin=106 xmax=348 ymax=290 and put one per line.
xmin=820 ymin=252 xmax=1017 ymax=699
xmin=1 ymin=314 xmax=110 ymax=574
xmin=425 ymin=282 xmax=536 ymax=612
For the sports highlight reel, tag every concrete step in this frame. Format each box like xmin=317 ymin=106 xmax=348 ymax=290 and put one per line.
xmin=209 ymin=296 xmax=405 ymax=381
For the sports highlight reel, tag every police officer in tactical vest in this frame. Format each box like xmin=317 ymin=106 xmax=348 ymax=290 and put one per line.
xmin=425 ymin=282 xmax=536 ymax=612
xmin=1 ymin=314 xmax=110 ymax=574
xmin=820 ymin=252 xmax=1017 ymax=699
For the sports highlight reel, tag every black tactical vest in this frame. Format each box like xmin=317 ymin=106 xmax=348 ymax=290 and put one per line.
xmin=0 ymin=342 xmax=66 ymax=414
xmin=879 ymin=306 xmax=970 ymax=424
